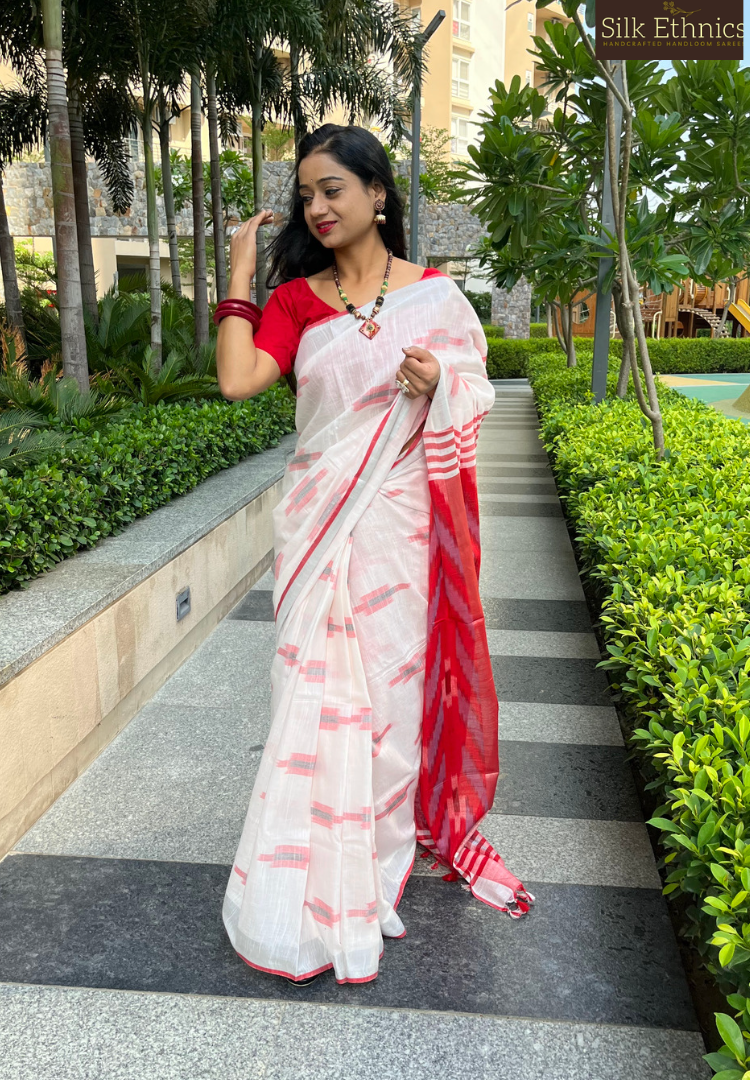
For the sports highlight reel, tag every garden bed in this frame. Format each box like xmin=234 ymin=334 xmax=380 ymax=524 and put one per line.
xmin=526 ymin=348 xmax=750 ymax=1075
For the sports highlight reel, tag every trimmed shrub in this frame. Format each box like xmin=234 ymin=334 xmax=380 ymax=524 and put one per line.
xmin=530 ymin=323 xmax=549 ymax=338
xmin=0 ymin=384 xmax=296 ymax=595
xmin=487 ymin=335 xmax=750 ymax=380
xmin=527 ymin=349 xmax=750 ymax=1067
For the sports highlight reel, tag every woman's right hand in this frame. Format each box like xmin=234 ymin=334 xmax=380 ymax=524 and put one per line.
xmin=229 ymin=208 xmax=274 ymax=283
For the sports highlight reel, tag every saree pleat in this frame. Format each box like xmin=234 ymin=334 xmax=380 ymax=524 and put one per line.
xmin=223 ymin=276 xmax=532 ymax=984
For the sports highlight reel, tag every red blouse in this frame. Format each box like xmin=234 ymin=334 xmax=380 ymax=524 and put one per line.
xmin=253 ymin=267 xmax=447 ymax=377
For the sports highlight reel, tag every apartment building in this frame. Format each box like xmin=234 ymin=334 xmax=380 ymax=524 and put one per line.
xmin=405 ymin=0 xmax=571 ymax=158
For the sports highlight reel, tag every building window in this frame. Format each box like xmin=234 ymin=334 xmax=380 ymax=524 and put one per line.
xmin=451 ymin=115 xmax=470 ymax=156
xmin=452 ymin=0 xmax=470 ymax=40
xmin=527 ymin=12 xmax=534 ymax=30
xmin=452 ymin=56 xmax=470 ymax=99
xmin=525 ymin=70 xmax=533 ymax=86
xmin=572 ymin=300 xmax=590 ymax=323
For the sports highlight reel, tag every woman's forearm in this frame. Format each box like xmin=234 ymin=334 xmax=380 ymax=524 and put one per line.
xmin=216 ymin=264 xmax=259 ymax=400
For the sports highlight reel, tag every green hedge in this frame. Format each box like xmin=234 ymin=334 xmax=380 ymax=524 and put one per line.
xmin=530 ymin=323 xmax=549 ymax=338
xmin=482 ymin=324 xmax=505 ymax=338
xmin=487 ymin=336 xmax=750 ymax=380
xmin=0 ymin=384 xmax=296 ymax=595
xmin=527 ymin=350 xmax=750 ymax=1072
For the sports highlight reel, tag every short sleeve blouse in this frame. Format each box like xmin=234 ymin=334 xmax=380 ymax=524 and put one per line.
xmin=253 ymin=266 xmax=447 ymax=377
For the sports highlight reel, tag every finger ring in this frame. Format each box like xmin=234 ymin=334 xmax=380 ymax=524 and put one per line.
xmin=229 ymin=225 xmax=240 ymax=236
xmin=397 ymin=379 xmax=409 ymax=394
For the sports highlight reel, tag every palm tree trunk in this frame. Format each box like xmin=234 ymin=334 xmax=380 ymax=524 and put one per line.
xmin=191 ymin=70 xmax=209 ymax=344
xmin=159 ymin=95 xmax=182 ymax=295
xmin=206 ymin=68 xmax=227 ymax=302
xmin=67 ymin=84 xmax=98 ymax=326
xmin=141 ymin=90 xmax=162 ymax=368
xmin=289 ymin=44 xmax=305 ymax=156
xmin=251 ymin=47 xmax=267 ymax=307
xmin=0 ymin=171 xmax=26 ymax=349
xmin=41 ymin=0 xmax=88 ymax=392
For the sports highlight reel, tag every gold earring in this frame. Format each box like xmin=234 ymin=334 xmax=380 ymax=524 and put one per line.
xmin=374 ymin=199 xmax=386 ymax=225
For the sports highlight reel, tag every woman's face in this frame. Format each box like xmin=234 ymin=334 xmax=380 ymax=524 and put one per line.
xmin=297 ymin=150 xmax=384 ymax=250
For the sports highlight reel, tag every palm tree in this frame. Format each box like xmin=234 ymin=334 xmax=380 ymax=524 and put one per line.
xmin=0 ymin=81 xmax=47 ymax=348
xmin=41 ymin=0 xmax=88 ymax=391
xmin=210 ymin=0 xmax=321 ymax=306
xmin=285 ymin=0 xmax=425 ymax=151
xmin=158 ymin=92 xmax=182 ymax=294
xmin=205 ymin=67 xmax=227 ymax=302
xmin=191 ymin=68 xmax=209 ymax=344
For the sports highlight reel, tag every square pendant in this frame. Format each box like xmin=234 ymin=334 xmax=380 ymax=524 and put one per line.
xmin=359 ymin=318 xmax=380 ymax=339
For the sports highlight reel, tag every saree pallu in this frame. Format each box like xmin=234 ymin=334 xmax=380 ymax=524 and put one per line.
xmin=222 ymin=275 xmax=533 ymax=984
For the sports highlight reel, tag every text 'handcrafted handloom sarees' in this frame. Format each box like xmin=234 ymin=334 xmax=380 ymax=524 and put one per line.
xmin=222 ymin=272 xmax=534 ymax=984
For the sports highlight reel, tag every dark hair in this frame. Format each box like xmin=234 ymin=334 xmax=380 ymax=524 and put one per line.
xmin=266 ymin=124 xmax=406 ymax=286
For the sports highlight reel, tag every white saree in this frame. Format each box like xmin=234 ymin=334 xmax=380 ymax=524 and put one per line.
xmin=222 ymin=274 xmax=532 ymax=984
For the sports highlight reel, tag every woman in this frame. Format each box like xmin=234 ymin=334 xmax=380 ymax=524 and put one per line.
xmin=216 ymin=124 xmax=533 ymax=988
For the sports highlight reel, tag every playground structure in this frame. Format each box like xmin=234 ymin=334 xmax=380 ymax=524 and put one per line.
xmin=563 ymin=275 xmax=750 ymax=339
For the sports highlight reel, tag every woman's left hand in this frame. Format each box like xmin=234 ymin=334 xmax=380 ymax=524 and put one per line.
xmin=396 ymin=346 xmax=441 ymax=400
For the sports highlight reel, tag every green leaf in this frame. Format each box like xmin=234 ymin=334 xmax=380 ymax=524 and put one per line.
xmin=716 ymin=1013 xmax=746 ymax=1061
xmin=647 ymin=817 xmax=680 ymax=833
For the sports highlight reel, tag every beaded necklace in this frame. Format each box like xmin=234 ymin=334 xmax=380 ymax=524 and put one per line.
xmin=331 ymin=248 xmax=393 ymax=340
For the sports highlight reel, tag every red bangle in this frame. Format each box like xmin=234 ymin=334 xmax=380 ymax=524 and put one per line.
xmin=213 ymin=299 xmax=262 ymax=332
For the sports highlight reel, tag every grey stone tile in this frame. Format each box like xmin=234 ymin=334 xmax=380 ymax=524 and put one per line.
xmin=479 ymin=501 xmax=563 ymax=517
xmin=412 ymin=816 xmax=661 ymax=889
xmin=227 ymin=589 xmax=275 ymax=621
xmin=495 ymin=702 xmax=623 ymax=746
xmin=481 ymin=596 xmax=593 ymax=631
xmin=486 ymin=629 xmax=601 ymax=659
xmin=268 ymin=1005 xmax=709 ymax=1080
xmin=480 ymin=492 xmax=560 ymax=503
xmin=492 ymin=654 xmax=611 ymax=706
xmin=0 ymin=984 xmax=283 ymax=1080
xmin=475 ymin=452 xmax=549 ymax=463
xmin=490 ymin=741 xmax=642 ymax=820
xmin=149 ymin=620 xmax=276 ymax=710
xmin=478 ymin=516 xmax=572 ymax=554
xmin=251 ymin=568 xmax=276 ymax=590
xmin=477 ymin=482 xmax=557 ymax=495
xmin=14 ymin=701 xmax=266 ymax=864
xmin=480 ymin=550 xmax=585 ymax=599
xmin=475 ymin=465 xmax=553 ymax=476
xmin=2 ymin=984 xmax=708 ymax=1080
xmin=0 ymin=856 xmax=697 ymax=1030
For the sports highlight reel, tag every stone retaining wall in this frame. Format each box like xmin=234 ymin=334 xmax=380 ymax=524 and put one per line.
xmin=3 ymin=158 xmax=530 ymax=334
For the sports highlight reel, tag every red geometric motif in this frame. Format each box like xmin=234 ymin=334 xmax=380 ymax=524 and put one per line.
xmin=310 ymin=802 xmax=372 ymax=830
xmin=371 ymin=723 xmax=392 ymax=757
xmin=288 ymin=448 xmax=323 ymax=472
xmin=387 ymin=650 xmax=425 ymax=687
xmin=406 ymin=527 xmax=430 ymax=545
xmin=285 ymin=468 xmax=328 ymax=516
xmin=319 ymin=706 xmax=372 ymax=731
xmin=412 ymin=328 xmax=466 ymax=351
xmin=276 ymin=753 xmax=317 ymax=776
xmin=352 ymin=382 xmax=399 ymax=411
xmin=375 ymin=779 xmax=414 ymax=820
xmin=277 ymin=643 xmax=300 ymax=667
xmin=346 ymin=900 xmax=379 ymax=923
xmin=304 ymin=897 xmax=341 ymax=927
xmin=351 ymin=582 xmax=410 ymax=616
xmin=258 ymin=845 xmax=310 ymax=869
xmin=301 ymin=660 xmax=326 ymax=682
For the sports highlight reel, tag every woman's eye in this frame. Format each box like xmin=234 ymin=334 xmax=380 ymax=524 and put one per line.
xmin=325 ymin=189 xmax=340 ymax=197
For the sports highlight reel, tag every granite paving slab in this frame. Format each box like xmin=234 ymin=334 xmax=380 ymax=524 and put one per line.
xmin=490 ymin=741 xmax=642 ymax=821
xmin=0 ymin=984 xmax=710 ymax=1080
xmin=0 ymin=855 xmax=697 ymax=1029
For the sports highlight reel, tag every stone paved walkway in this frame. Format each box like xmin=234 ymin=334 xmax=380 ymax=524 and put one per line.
xmin=0 ymin=379 xmax=710 ymax=1079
